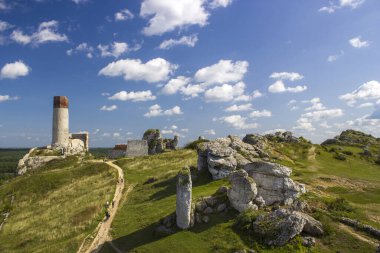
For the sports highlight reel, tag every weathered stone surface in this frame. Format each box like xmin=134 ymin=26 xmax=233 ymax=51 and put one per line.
xmin=197 ymin=142 xmax=209 ymax=172
xmin=252 ymin=209 xmax=324 ymax=246
xmin=202 ymin=215 xmax=210 ymax=223
xmin=228 ymin=169 xmax=258 ymax=212
xmin=176 ymin=167 xmax=192 ymax=229
xmin=143 ymin=129 xmax=164 ymax=155
xmin=126 ymin=140 xmax=149 ymax=157
xmin=253 ymin=196 xmax=265 ymax=208
xmin=217 ymin=203 xmax=227 ymax=212
xmin=244 ymin=161 xmax=306 ymax=205
xmin=208 ymin=153 xmax=237 ymax=180
xmin=195 ymin=200 xmax=207 ymax=212
xmin=204 ymin=196 xmax=218 ymax=207
xmin=164 ymin=136 xmax=179 ymax=150
xmin=203 ymin=207 xmax=213 ymax=214
xmin=302 ymin=236 xmax=316 ymax=247
xmin=216 ymin=186 xmax=228 ymax=195
xmin=17 ymin=148 xmax=63 ymax=175
xmin=66 ymin=139 xmax=86 ymax=155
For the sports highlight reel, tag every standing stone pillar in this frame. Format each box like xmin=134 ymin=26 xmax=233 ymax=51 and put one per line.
xmin=176 ymin=167 xmax=192 ymax=229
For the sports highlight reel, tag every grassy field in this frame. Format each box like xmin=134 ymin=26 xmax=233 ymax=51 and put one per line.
xmin=0 ymin=156 xmax=117 ymax=253
xmin=0 ymin=149 xmax=29 ymax=184
xmin=98 ymin=143 xmax=380 ymax=253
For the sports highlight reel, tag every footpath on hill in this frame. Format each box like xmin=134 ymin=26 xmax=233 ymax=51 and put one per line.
xmin=77 ymin=160 xmax=126 ymax=253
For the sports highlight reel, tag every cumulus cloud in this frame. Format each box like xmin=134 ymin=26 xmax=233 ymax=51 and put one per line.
xmin=319 ymin=0 xmax=365 ymax=13
xmin=195 ymin=60 xmax=248 ymax=85
xmin=204 ymin=82 xmax=245 ymax=102
xmin=225 ymin=103 xmax=253 ymax=112
xmin=294 ymin=118 xmax=316 ymax=132
xmin=109 ymin=90 xmax=156 ymax=102
xmin=72 ymin=0 xmax=88 ymax=4
xmin=268 ymin=80 xmax=307 ymax=93
xmin=303 ymin=97 xmax=326 ymax=111
xmin=250 ymin=109 xmax=272 ymax=118
xmin=140 ymin=0 xmax=231 ymax=36
xmin=339 ymin=80 xmax=380 ymax=106
xmin=144 ymin=104 xmax=183 ymax=117
xmin=100 ymin=105 xmax=117 ymax=111
xmin=302 ymin=109 xmax=344 ymax=122
xmin=270 ymin=72 xmax=304 ymax=81
xmin=0 ymin=94 xmax=19 ymax=102
xmin=98 ymin=42 xmax=140 ymax=58
xmin=11 ymin=20 xmax=68 ymax=46
xmin=216 ymin=115 xmax=258 ymax=130
xmin=161 ymin=76 xmax=190 ymax=95
xmin=115 ymin=8 xmax=134 ymax=21
xmin=204 ymin=129 xmax=216 ymax=135
xmin=349 ymin=36 xmax=370 ymax=48
xmin=180 ymin=84 xmax=205 ymax=99
xmin=0 ymin=20 xmax=11 ymax=32
xmin=99 ymin=58 xmax=177 ymax=83
xmin=357 ymin=102 xmax=373 ymax=108
xmin=159 ymin=34 xmax=198 ymax=50
xmin=67 ymin=42 xmax=94 ymax=58
xmin=0 ymin=60 xmax=30 ymax=79
xmin=234 ymin=90 xmax=263 ymax=102
xmin=327 ymin=51 xmax=344 ymax=62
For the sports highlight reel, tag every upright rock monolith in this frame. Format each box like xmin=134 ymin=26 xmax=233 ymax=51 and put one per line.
xmin=176 ymin=167 xmax=192 ymax=229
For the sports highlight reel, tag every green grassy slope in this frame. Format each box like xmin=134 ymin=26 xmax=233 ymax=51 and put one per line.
xmin=0 ymin=156 xmax=117 ymax=253
xmin=101 ymin=143 xmax=380 ymax=253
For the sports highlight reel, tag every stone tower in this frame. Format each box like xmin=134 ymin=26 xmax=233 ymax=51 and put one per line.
xmin=52 ymin=96 xmax=69 ymax=148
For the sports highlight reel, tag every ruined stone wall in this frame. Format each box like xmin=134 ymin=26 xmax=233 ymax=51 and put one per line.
xmin=108 ymin=149 xmax=126 ymax=159
xmin=70 ymin=132 xmax=89 ymax=151
xmin=126 ymin=140 xmax=148 ymax=157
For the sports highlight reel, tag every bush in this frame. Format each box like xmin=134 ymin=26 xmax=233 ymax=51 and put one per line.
xmin=184 ymin=139 xmax=209 ymax=150
xmin=328 ymin=147 xmax=336 ymax=153
xmin=327 ymin=198 xmax=354 ymax=213
xmin=234 ymin=209 xmax=261 ymax=231
xmin=342 ymin=150 xmax=353 ymax=156
xmin=334 ymin=153 xmax=347 ymax=161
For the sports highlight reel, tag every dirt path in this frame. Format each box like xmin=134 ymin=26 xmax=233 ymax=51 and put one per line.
xmin=339 ymin=223 xmax=379 ymax=247
xmin=77 ymin=160 xmax=125 ymax=253
xmin=308 ymin=146 xmax=316 ymax=161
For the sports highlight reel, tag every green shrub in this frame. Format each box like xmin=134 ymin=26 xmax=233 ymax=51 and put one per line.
xmin=327 ymin=198 xmax=354 ymax=213
xmin=234 ymin=209 xmax=261 ymax=231
xmin=333 ymin=153 xmax=347 ymax=161
xmin=342 ymin=150 xmax=353 ymax=156
xmin=184 ymin=139 xmax=209 ymax=150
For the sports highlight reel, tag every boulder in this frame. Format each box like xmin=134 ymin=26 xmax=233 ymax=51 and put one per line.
xmin=203 ymin=207 xmax=213 ymax=214
xmin=67 ymin=139 xmax=86 ymax=155
xmin=228 ymin=169 xmax=258 ymax=212
xmin=17 ymin=148 xmax=63 ymax=175
xmin=244 ymin=161 xmax=306 ymax=205
xmin=176 ymin=167 xmax=193 ymax=229
xmin=302 ymin=236 xmax=316 ymax=247
xmin=252 ymin=209 xmax=324 ymax=246
xmin=143 ymin=129 xmax=164 ymax=155
xmin=196 ymin=142 xmax=209 ymax=172
xmin=217 ymin=203 xmax=227 ymax=212
xmin=204 ymin=196 xmax=218 ymax=207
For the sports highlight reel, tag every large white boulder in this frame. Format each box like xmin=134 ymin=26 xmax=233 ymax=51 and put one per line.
xmin=228 ymin=169 xmax=258 ymax=212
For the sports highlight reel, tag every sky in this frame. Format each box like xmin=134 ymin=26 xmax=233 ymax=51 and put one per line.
xmin=0 ymin=0 xmax=380 ymax=147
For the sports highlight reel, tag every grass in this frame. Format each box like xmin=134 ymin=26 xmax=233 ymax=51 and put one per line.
xmin=0 ymin=149 xmax=29 ymax=184
xmin=0 ymin=156 xmax=117 ymax=253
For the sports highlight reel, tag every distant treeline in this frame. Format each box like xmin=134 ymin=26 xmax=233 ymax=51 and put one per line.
xmin=0 ymin=149 xmax=29 ymax=183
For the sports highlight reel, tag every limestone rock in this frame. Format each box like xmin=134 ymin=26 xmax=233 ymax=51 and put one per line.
xmin=204 ymin=196 xmax=218 ymax=207
xmin=17 ymin=148 xmax=63 ymax=175
xmin=228 ymin=169 xmax=258 ymax=212
xmin=67 ymin=139 xmax=86 ymax=155
xmin=202 ymin=215 xmax=210 ymax=223
xmin=203 ymin=207 xmax=213 ymax=214
xmin=244 ymin=161 xmax=306 ymax=205
xmin=176 ymin=167 xmax=192 ymax=229
xmin=302 ymin=236 xmax=316 ymax=247
xmin=217 ymin=203 xmax=227 ymax=212
xmin=196 ymin=142 xmax=209 ymax=172
xmin=143 ymin=129 xmax=164 ymax=155
xmin=298 ymin=212 xmax=324 ymax=236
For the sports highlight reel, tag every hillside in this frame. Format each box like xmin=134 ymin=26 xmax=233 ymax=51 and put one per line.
xmin=0 ymin=156 xmax=117 ymax=253
xmin=1 ymin=131 xmax=380 ymax=252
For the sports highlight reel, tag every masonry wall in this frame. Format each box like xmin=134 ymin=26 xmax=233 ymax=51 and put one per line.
xmin=126 ymin=140 xmax=148 ymax=157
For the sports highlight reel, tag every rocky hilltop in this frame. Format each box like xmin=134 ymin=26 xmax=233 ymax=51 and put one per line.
xmin=322 ymin=129 xmax=380 ymax=146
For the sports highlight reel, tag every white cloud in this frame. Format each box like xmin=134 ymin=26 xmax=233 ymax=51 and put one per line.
xmin=349 ymin=36 xmax=370 ymax=48
xmin=144 ymin=104 xmax=183 ymax=117
xmin=140 ymin=0 xmax=211 ymax=36
xmin=0 ymin=95 xmax=19 ymax=102
xmin=204 ymin=82 xmax=245 ymax=102
xmin=302 ymin=108 xmax=344 ymax=121
xmin=11 ymin=20 xmax=68 ymax=46
xmin=303 ymin=97 xmax=326 ymax=111
xmin=0 ymin=1 xmax=10 ymax=10
xmin=180 ymin=84 xmax=205 ymax=98
xmin=195 ymin=60 xmax=248 ymax=85
xmin=181 ymin=128 xmax=189 ymax=132
xmin=204 ymin=129 xmax=216 ymax=135
xmin=217 ymin=115 xmax=258 ymax=130
xmin=327 ymin=51 xmax=344 ymax=62
xmin=358 ymin=102 xmax=373 ymax=108
xmin=161 ymin=76 xmax=190 ymax=95
xmin=99 ymin=58 xmax=177 ymax=83
xmin=319 ymin=0 xmax=365 ymax=13
xmin=264 ymin=129 xmax=286 ymax=135
xmin=115 ymin=8 xmax=134 ymax=21
xmin=294 ymin=118 xmax=316 ymax=132
xmin=72 ymin=0 xmax=88 ymax=4
xmin=98 ymin=42 xmax=139 ymax=58
xmin=234 ymin=90 xmax=263 ymax=102
xmin=339 ymin=80 xmax=380 ymax=106
xmin=109 ymin=90 xmax=156 ymax=102
xmin=162 ymin=129 xmax=174 ymax=134
xmin=270 ymin=72 xmax=304 ymax=81
xmin=225 ymin=103 xmax=253 ymax=112
xmin=159 ymin=34 xmax=198 ymax=50
xmin=0 ymin=20 xmax=11 ymax=32
xmin=268 ymin=80 xmax=307 ymax=93
xmin=0 ymin=60 xmax=30 ymax=79
xmin=100 ymin=105 xmax=118 ymax=111
xmin=67 ymin=42 xmax=94 ymax=58
xmin=250 ymin=109 xmax=272 ymax=118
xmin=209 ymin=0 xmax=233 ymax=9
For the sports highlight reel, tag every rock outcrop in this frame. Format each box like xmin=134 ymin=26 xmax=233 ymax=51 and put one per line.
xmin=252 ymin=208 xmax=323 ymax=246
xmin=228 ymin=170 xmax=258 ymax=212
xmin=143 ymin=129 xmax=165 ymax=155
xmin=176 ymin=167 xmax=193 ymax=229
xmin=197 ymin=136 xmax=268 ymax=180
xmin=164 ymin=136 xmax=179 ymax=150
xmin=17 ymin=148 xmax=63 ymax=175
xmin=244 ymin=161 xmax=306 ymax=205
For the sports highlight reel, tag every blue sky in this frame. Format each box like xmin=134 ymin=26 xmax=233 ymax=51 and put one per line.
xmin=0 ymin=0 xmax=380 ymax=147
